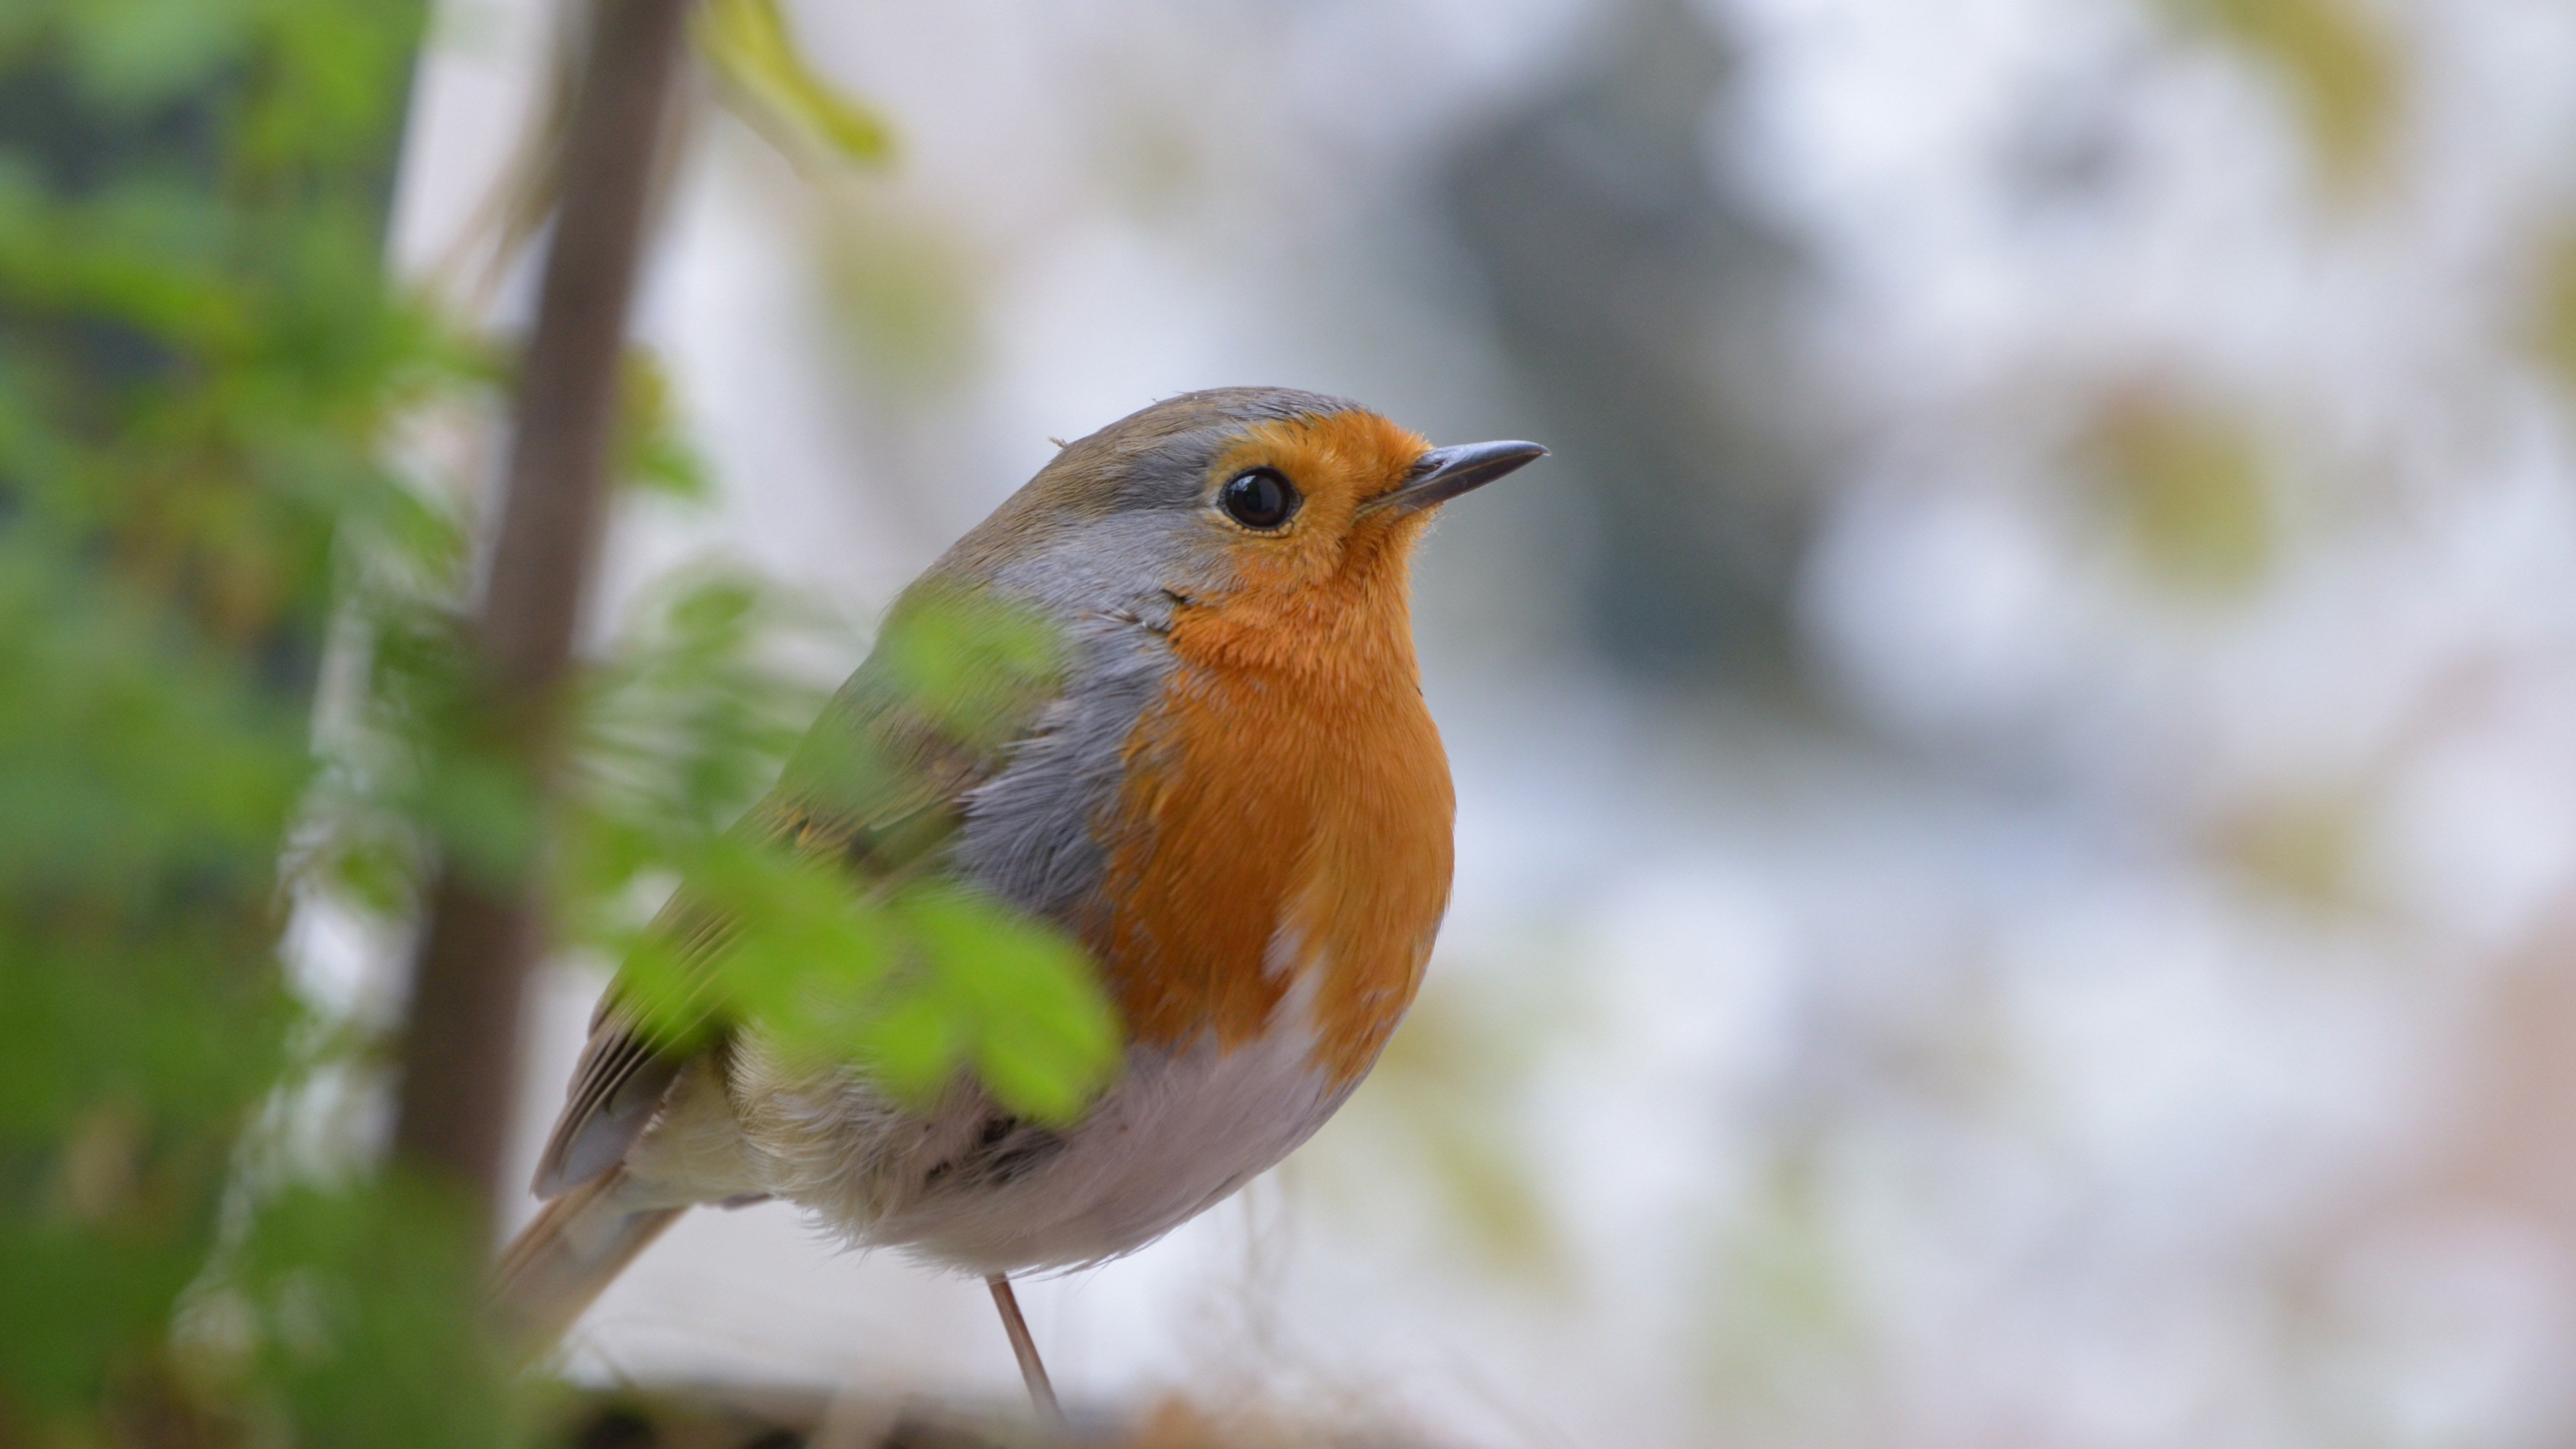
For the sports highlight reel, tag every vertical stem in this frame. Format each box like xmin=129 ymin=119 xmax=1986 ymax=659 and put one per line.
xmin=390 ymin=0 xmax=696 ymax=1244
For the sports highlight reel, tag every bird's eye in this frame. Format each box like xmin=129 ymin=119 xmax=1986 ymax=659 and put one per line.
xmin=1219 ymin=468 xmax=1300 ymax=530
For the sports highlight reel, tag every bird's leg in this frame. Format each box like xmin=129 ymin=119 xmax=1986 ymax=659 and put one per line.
xmin=986 ymin=1273 xmax=1063 ymax=1426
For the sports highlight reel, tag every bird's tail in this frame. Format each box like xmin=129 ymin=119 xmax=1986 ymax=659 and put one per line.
xmin=490 ymin=1171 xmax=685 ymax=1348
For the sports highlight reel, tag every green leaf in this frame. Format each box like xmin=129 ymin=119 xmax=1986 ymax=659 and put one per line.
xmin=62 ymin=0 xmax=252 ymax=108
xmin=849 ymin=991 xmax=962 ymax=1102
xmin=617 ymin=344 xmax=712 ymax=500
xmin=875 ymin=588 xmax=1068 ymax=745
xmin=214 ymin=1179 xmax=523 ymax=1449
xmin=896 ymin=883 xmax=1121 ymax=1123
xmin=696 ymin=0 xmax=896 ymax=170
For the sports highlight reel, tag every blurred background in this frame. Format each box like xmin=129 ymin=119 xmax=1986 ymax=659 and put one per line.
xmin=383 ymin=0 xmax=2576 ymax=1442
xmin=389 ymin=0 xmax=2576 ymax=1443
xmin=17 ymin=0 xmax=2576 ymax=1443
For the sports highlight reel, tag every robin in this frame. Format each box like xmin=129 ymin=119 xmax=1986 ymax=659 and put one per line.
xmin=495 ymin=386 xmax=1546 ymax=1407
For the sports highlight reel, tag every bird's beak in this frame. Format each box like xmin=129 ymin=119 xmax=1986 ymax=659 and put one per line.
xmin=1362 ymin=439 xmax=1549 ymax=517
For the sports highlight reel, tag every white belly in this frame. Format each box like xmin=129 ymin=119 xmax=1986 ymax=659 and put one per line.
xmin=718 ymin=1009 xmax=1357 ymax=1275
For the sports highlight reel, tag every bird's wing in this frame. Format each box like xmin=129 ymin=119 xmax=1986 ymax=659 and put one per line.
xmin=529 ymin=604 xmax=1063 ymax=1198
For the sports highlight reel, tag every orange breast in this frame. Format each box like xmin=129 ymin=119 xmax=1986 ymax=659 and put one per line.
xmin=1097 ymin=564 xmax=1454 ymax=1086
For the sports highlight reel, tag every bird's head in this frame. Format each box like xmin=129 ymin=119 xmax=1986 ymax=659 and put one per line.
xmin=934 ymin=388 xmax=1546 ymax=672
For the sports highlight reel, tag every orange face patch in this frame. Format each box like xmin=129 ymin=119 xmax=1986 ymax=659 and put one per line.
xmin=1196 ymin=411 xmax=1433 ymax=594
xmin=1094 ymin=408 xmax=1456 ymax=1085
xmin=1218 ymin=409 xmax=1431 ymax=513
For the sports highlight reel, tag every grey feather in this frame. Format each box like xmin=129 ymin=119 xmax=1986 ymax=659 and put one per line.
xmin=519 ymin=386 xmax=1360 ymax=1209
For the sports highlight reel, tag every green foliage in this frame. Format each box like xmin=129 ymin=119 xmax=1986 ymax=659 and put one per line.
xmin=874 ymin=588 xmax=1067 ymax=748
xmin=0 ymin=0 xmax=470 ymax=1438
xmin=887 ymin=884 xmax=1118 ymax=1122
xmin=574 ymin=585 xmax=1119 ymax=1126
xmin=189 ymin=1181 xmax=520 ymax=1449
xmin=1 ymin=0 xmax=1117 ymax=1442
xmin=615 ymin=347 xmax=711 ymax=501
xmin=2161 ymin=0 xmax=2400 ymax=189
xmin=2082 ymin=391 xmax=2273 ymax=596
xmin=696 ymin=0 xmax=894 ymax=172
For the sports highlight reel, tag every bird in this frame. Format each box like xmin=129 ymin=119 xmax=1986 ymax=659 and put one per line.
xmin=494 ymin=386 xmax=1546 ymax=1408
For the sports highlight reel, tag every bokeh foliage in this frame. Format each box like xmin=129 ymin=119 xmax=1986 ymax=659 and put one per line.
xmin=1 ymin=0 xmax=1116 ymax=1442
xmin=2081 ymin=390 xmax=2273 ymax=596
xmin=0 ymin=0 xmax=483 ymax=1440
xmin=570 ymin=586 xmax=1119 ymax=1126
xmin=2159 ymin=0 xmax=2400 ymax=188
xmin=696 ymin=0 xmax=893 ymax=173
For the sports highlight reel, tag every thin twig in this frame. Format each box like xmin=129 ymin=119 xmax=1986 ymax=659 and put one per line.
xmin=390 ymin=0 xmax=697 ymax=1245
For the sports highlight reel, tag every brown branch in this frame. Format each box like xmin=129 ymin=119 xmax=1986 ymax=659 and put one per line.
xmin=391 ymin=0 xmax=697 ymax=1243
